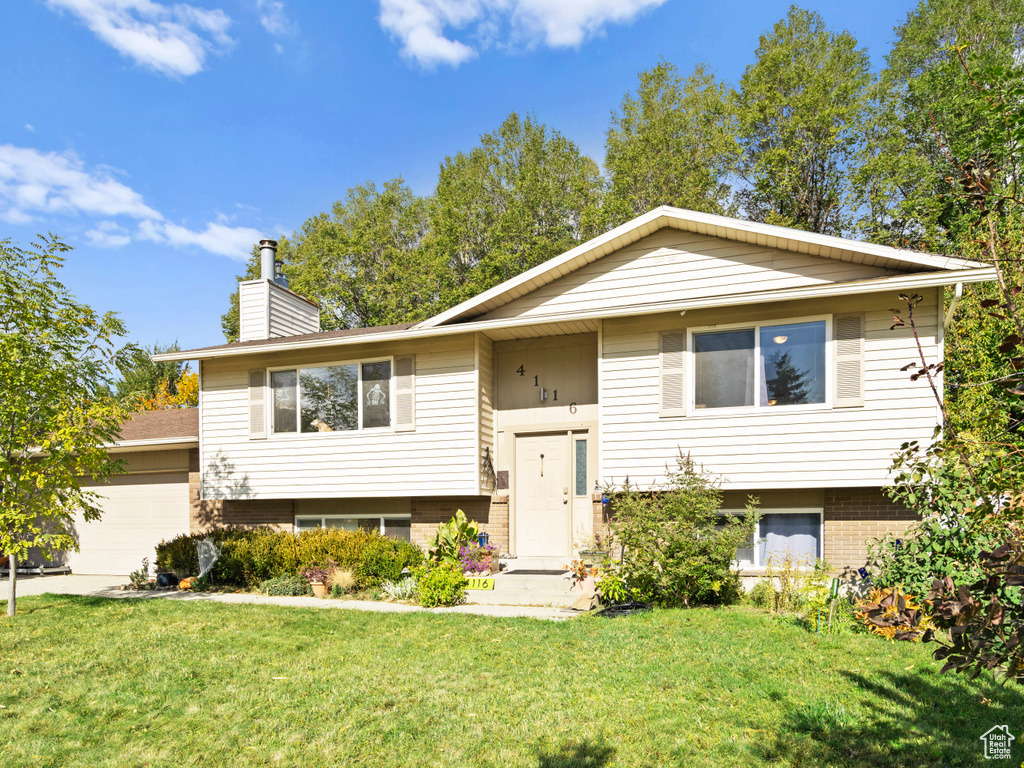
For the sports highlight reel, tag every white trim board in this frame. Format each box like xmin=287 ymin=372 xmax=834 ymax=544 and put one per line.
xmin=155 ymin=266 xmax=994 ymax=363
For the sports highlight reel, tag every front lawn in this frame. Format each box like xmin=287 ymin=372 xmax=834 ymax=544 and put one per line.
xmin=0 ymin=596 xmax=1019 ymax=767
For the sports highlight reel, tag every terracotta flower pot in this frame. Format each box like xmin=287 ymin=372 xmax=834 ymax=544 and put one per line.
xmin=311 ymin=581 xmax=328 ymax=597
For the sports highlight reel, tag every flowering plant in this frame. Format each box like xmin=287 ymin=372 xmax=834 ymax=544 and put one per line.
xmin=572 ymin=527 xmax=610 ymax=553
xmin=458 ymin=542 xmax=496 ymax=574
xmin=302 ymin=565 xmax=330 ymax=585
xmin=564 ymin=559 xmax=598 ymax=583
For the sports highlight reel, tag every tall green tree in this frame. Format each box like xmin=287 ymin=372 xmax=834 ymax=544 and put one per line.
xmin=221 ymin=178 xmax=433 ymax=340
xmin=428 ymin=112 xmax=605 ymax=306
xmin=114 ymin=342 xmax=187 ymax=406
xmin=605 ymin=60 xmax=741 ymax=226
xmin=853 ymin=0 xmax=1024 ymax=248
xmin=1 ymin=237 xmax=130 ymax=616
xmin=737 ymin=6 xmax=872 ymax=235
xmin=287 ymin=179 xmax=435 ymax=330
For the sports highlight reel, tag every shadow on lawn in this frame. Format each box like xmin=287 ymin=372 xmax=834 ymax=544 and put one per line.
xmin=536 ymin=739 xmax=617 ymax=768
xmin=764 ymin=667 xmax=1024 ymax=767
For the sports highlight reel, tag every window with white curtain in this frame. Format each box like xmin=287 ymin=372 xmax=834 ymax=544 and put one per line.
xmin=717 ymin=509 xmax=823 ymax=568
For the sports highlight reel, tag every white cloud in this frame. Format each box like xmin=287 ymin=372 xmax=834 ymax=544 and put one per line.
xmin=377 ymin=0 xmax=666 ymax=67
xmin=139 ymin=220 xmax=262 ymax=259
xmin=0 ymin=145 xmax=161 ymax=221
xmin=46 ymin=0 xmax=233 ymax=77
xmin=511 ymin=0 xmax=667 ymax=47
xmin=24 ymin=124 xmax=35 ymax=132
xmin=379 ymin=0 xmax=479 ymax=68
xmin=0 ymin=144 xmax=260 ymax=260
xmin=86 ymin=220 xmax=132 ymax=247
xmin=256 ymin=0 xmax=296 ymax=37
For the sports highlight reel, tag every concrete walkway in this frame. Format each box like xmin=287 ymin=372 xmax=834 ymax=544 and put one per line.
xmin=6 ymin=574 xmax=579 ymax=621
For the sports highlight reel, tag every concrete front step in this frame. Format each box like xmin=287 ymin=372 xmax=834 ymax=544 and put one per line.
xmin=463 ymin=570 xmax=585 ymax=608
xmin=491 ymin=574 xmax=570 ymax=591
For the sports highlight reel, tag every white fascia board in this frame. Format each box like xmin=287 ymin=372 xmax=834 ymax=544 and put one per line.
xmin=105 ymin=437 xmax=199 ymax=452
xmin=415 ymin=207 xmax=984 ymax=328
xmin=152 ymin=265 xmax=995 ymax=363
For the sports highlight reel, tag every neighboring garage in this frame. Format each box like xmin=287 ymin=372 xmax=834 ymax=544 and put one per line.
xmin=60 ymin=409 xmax=198 ymax=576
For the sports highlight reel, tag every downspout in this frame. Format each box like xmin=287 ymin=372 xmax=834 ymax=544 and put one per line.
xmin=943 ymin=282 xmax=963 ymax=331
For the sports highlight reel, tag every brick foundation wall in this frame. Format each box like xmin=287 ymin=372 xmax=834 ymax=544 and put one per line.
xmin=187 ymin=448 xmax=294 ymax=533
xmin=824 ymin=488 xmax=918 ymax=579
xmin=410 ymin=496 xmax=509 ymax=553
xmin=589 ymin=485 xmax=917 ymax=579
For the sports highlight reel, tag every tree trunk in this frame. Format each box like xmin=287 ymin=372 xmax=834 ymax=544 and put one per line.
xmin=7 ymin=553 xmax=16 ymax=617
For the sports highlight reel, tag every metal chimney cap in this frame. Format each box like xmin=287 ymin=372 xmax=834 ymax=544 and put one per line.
xmin=259 ymin=238 xmax=278 ymax=248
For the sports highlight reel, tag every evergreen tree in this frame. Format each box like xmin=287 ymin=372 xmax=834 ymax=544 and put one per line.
xmin=766 ymin=351 xmax=810 ymax=405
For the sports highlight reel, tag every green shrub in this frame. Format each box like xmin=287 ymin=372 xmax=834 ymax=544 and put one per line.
xmin=416 ymin=563 xmax=467 ymax=607
xmin=605 ymin=451 xmax=758 ymax=608
xmin=155 ymin=528 xmax=424 ymax=589
xmin=356 ymin=539 xmax=404 ymax=588
xmin=747 ymin=580 xmax=775 ymax=608
xmin=761 ymin=552 xmax=833 ymax=614
xmin=867 ymin=514 xmax=1011 ymax=599
xmin=259 ymin=574 xmax=311 ymax=596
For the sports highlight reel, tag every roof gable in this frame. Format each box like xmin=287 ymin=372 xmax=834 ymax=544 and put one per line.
xmin=472 ymin=228 xmax=900 ymax=324
xmin=418 ymin=206 xmax=984 ymax=328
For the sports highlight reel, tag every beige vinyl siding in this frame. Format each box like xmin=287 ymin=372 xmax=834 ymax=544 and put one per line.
xmin=200 ymin=336 xmax=480 ymax=498
xmin=238 ymin=281 xmax=268 ymax=342
xmin=267 ymin=282 xmax=319 ymax=338
xmin=478 ymin=230 xmax=898 ymax=323
xmin=600 ymin=290 xmax=942 ymax=489
xmin=477 ymin=334 xmax=495 ymax=494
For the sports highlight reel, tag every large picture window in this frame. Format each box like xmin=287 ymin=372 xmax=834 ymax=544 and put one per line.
xmin=692 ymin=319 xmax=827 ymax=410
xmin=272 ymin=359 xmax=392 ymax=434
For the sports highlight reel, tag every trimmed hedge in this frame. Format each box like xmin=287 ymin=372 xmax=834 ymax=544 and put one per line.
xmin=155 ymin=527 xmax=423 ymax=589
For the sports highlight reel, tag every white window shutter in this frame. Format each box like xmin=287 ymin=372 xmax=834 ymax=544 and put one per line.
xmin=660 ymin=330 xmax=686 ymax=417
xmin=394 ymin=355 xmax=415 ymax=431
xmin=834 ymin=314 xmax=865 ymax=408
xmin=248 ymin=369 xmax=267 ymax=439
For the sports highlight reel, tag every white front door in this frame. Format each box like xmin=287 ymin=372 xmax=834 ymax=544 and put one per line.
xmin=514 ymin=433 xmax=571 ymax=557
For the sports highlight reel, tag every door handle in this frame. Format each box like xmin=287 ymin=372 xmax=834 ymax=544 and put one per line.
xmin=563 ymin=487 xmax=568 ymax=505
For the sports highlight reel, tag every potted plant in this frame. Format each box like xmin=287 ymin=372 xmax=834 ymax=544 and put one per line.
xmin=565 ymin=559 xmax=598 ymax=595
xmin=573 ymin=528 xmax=609 ymax=566
xmin=458 ymin=542 xmax=497 ymax=576
xmin=303 ymin=565 xmax=330 ymax=597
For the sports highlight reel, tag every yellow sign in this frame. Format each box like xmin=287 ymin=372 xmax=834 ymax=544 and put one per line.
xmin=466 ymin=577 xmax=495 ymax=590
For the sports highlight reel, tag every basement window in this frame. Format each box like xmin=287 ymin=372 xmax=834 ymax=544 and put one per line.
xmin=717 ymin=509 xmax=823 ymax=568
xmin=295 ymin=515 xmax=411 ymax=542
xmin=271 ymin=358 xmax=392 ymax=434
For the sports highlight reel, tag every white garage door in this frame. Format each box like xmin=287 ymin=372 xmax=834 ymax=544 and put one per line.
xmin=66 ymin=472 xmax=190 ymax=575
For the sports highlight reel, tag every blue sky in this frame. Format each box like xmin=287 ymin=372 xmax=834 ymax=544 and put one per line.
xmin=3 ymin=0 xmax=916 ymax=355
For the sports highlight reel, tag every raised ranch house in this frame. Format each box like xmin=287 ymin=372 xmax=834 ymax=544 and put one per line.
xmin=58 ymin=207 xmax=995 ymax=580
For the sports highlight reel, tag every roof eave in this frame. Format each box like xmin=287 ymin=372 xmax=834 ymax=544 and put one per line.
xmin=105 ymin=436 xmax=199 ymax=452
xmin=153 ymin=265 xmax=995 ymax=362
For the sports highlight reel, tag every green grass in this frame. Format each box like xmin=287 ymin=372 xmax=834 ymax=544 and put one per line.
xmin=1 ymin=596 xmax=1020 ymax=767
